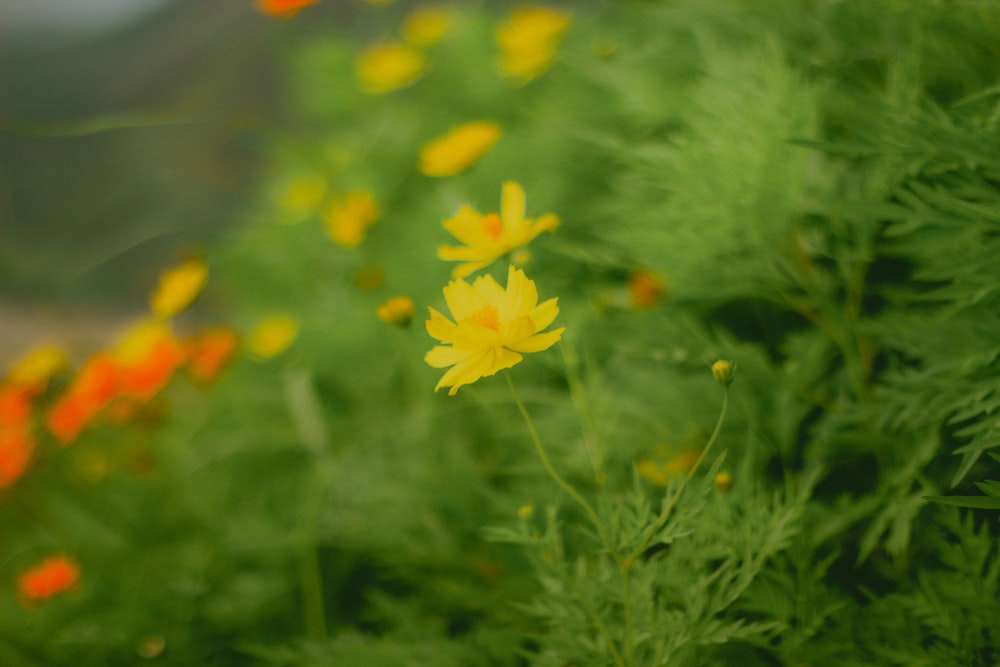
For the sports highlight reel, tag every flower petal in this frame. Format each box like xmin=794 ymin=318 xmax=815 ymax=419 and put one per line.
xmin=443 ymin=277 xmax=486 ymax=320
xmin=500 ymin=181 xmax=526 ymax=231
xmin=443 ymin=205 xmax=491 ymax=246
xmin=507 ymin=327 xmax=565 ymax=353
xmin=530 ymin=297 xmax=559 ymax=331
xmin=500 ymin=264 xmax=539 ymax=322
xmin=424 ymin=345 xmax=475 ymax=368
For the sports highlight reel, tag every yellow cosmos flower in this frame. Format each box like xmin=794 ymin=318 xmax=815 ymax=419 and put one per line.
xmin=403 ymin=6 xmax=453 ymax=47
xmin=278 ymin=175 xmax=326 ymax=220
xmin=324 ymin=191 xmax=379 ymax=247
xmin=496 ymin=6 xmax=571 ymax=83
xmin=438 ymin=181 xmax=559 ymax=278
xmin=419 ymin=121 xmax=502 ymax=177
xmin=6 ymin=344 xmax=68 ymax=390
xmin=636 ymin=446 xmax=701 ymax=486
xmin=356 ymin=42 xmax=426 ymax=94
xmin=150 ymin=259 xmax=208 ymax=319
xmin=425 ymin=265 xmax=565 ymax=395
xmin=248 ymin=314 xmax=300 ymax=359
xmin=377 ymin=296 xmax=416 ymax=327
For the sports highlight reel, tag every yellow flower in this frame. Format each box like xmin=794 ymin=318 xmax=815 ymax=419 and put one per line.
xmin=403 ymin=6 xmax=453 ymax=47
xmin=419 ymin=121 xmax=502 ymax=177
xmin=278 ymin=175 xmax=326 ymax=220
xmin=496 ymin=6 xmax=571 ymax=83
xmin=355 ymin=42 xmax=426 ymax=94
xmin=249 ymin=314 xmax=300 ymax=359
xmin=438 ymin=181 xmax=559 ymax=278
xmin=636 ymin=446 xmax=701 ymax=485
xmin=324 ymin=191 xmax=379 ymax=247
xmin=711 ymin=359 xmax=735 ymax=387
xmin=6 ymin=344 xmax=68 ymax=390
xmin=425 ymin=265 xmax=565 ymax=395
xmin=377 ymin=296 xmax=416 ymax=327
xmin=150 ymin=259 xmax=208 ymax=319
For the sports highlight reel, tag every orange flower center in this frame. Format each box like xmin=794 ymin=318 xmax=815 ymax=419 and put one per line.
xmin=482 ymin=213 xmax=503 ymax=239
xmin=470 ymin=306 xmax=500 ymax=331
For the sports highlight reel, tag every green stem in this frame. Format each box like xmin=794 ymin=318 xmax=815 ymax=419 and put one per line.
xmin=504 ymin=371 xmax=604 ymax=536
xmin=626 ymin=388 xmax=729 ymax=564
xmin=560 ymin=343 xmax=607 ymax=484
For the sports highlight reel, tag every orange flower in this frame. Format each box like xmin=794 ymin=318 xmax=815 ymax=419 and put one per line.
xmin=46 ymin=354 xmax=120 ymax=445
xmin=18 ymin=556 xmax=80 ymax=604
xmin=115 ymin=323 xmax=187 ymax=402
xmin=255 ymin=0 xmax=319 ymax=18
xmin=186 ymin=327 xmax=239 ymax=383
xmin=0 ymin=385 xmax=32 ymax=431
xmin=627 ymin=270 xmax=667 ymax=309
xmin=0 ymin=429 xmax=33 ymax=488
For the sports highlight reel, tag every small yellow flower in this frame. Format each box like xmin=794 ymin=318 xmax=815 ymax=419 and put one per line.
xmin=150 ymin=259 xmax=208 ymax=319
xmin=278 ymin=175 xmax=326 ymax=220
xmin=377 ymin=296 xmax=416 ymax=327
xmin=636 ymin=446 xmax=701 ymax=486
xmin=438 ymin=182 xmax=559 ymax=278
xmin=402 ymin=6 xmax=453 ymax=47
xmin=517 ymin=504 xmax=534 ymax=519
xmin=425 ymin=265 xmax=565 ymax=395
xmin=355 ymin=42 xmax=426 ymax=94
xmin=6 ymin=344 xmax=68 ymax=390
xmin=714 ymin=471 xmax=733 ymax=490
xmin=419 ymin=121 xmax=502 ymax=177
xmin=496 ymin=6 xmax=571 ymax=83
xmin=249 ymin=314 xmax=300 ymax=359
xmin=324 ymin=191 xmax=379 ymax=247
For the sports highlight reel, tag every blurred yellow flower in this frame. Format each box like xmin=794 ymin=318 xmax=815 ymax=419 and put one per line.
xmin=6 ymin=344 xmax=68 ymax=390
xmin=150 ymin=259 xmax=208 ymax=319
xmin=377 ymin=296 xmax=416 ymax=327
xmin=403 ymin=6 xmax=453 ymax=47
xmin=636 ymin=446 xmax=701 ymax=486
xmin=425 ymin=265 xmax=565 ymax=395
xmin=356 ymin=42 xmax=426 ymax=94
xmin=496 ymin=6 xmax=571 ymax=82
xmin=438 ymin=181 xmax=559 ymax=278
xmin=419 ymin=121 xmax=502 ymax=177
xmin=714 ymin=471 xmax=733 ymax=490
xmin=278 ymin=175 xmax=326 ymax=220
xmin=249 ymin=314 xmax=300 ymax=359
xmin=324 ymin=191 xmax=379 ymax=247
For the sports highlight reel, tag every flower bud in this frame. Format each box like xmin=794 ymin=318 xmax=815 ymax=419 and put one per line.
xmin=713 ymin=471 xmax=733 ymax=490
xmin=711 ymin=359 xmax=735 ymax=387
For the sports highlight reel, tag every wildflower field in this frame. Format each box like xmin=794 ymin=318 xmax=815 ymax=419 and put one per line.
xmin=3 ymin=1 xmax=1000 ymax=665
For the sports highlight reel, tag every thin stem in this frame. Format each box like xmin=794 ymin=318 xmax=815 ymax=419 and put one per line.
xmin=504 ymin=370 xmax=604 ymax=534
xmin=626 ymin=388 xmax=729 ymax=564
xmin=560 ymin=343 xmax=607 ymax=484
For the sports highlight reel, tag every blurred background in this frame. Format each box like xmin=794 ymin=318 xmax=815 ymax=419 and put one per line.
xmin=0 ymin=0 xmax=320 ymax=363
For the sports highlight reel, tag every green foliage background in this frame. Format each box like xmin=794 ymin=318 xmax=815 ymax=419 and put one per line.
xmin=3 ymin=1 xmax=1000 ymax=665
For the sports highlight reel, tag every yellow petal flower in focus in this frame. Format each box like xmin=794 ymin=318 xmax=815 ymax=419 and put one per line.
xmin=150 ymin=259 xmax=208 ymax=319
xmin=249 ymin=314 xmax=300 ymax=359
xmin=403 ymin=6 xmax=453 ymax=47
xmin=425 ymin=265 xmax=565 ymax=395
xmin=438 ymin=181 xmax=559 ymax=278
xmin=496 ymin=6 xmax=571 ymax=83
xmin=324 ymin=191 xmax=379 ymax=247
xmin=377 ymin=296 xmax=416 ymax=327
xmin=419 ymin=121 xmax=502 ymax=177
xmin=356 ymin=42 xmax=426 ymax=94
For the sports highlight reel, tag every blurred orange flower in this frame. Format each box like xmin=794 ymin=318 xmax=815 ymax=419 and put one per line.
xmin=627 ymin=270 xmax=667 ymax=309
xmin=186 ymin=327 xmax=239 ymax=383
xmin=114 ymin=321 xmax=186 ymax=402
xmin=0 ymin=429 xmax=33 ymax=488
xmin=46 ymin=354 xmax=120 ymax=445
xmin=255 ymin=0 xmax=319 ymax=18
xmin=18 ymin=556 xmax=80 ymax=604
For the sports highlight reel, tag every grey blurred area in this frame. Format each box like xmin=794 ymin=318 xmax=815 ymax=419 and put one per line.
xmin=0 ymin=0 xmax=292 ymax=363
